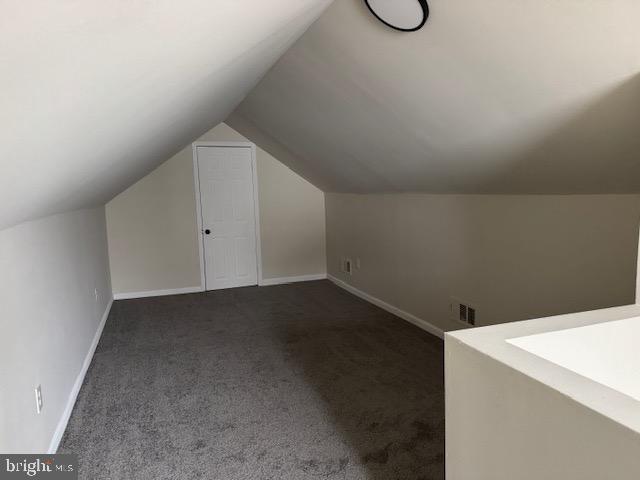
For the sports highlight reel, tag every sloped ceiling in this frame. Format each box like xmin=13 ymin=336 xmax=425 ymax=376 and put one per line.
xmin=229 ymin=0 xmax=640 ymax=194
xmin=0 ymin=0 xmax=332 ymax=230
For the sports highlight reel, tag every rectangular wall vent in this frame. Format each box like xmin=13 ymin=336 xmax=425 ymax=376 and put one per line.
xmin=451 ymin=297 xmax=477 ymax=327
xmin=467 ymin=307 xmax=476 ymax=326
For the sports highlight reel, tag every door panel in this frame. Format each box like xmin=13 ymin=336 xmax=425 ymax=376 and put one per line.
xmin=197 ymin=146 xmax=258 ymax=290
xmin=235 ymin=237 xmax=250 ymax=277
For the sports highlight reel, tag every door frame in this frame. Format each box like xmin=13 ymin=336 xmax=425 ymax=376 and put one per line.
xmin=192 ymin=141 xmax=263 ymax=290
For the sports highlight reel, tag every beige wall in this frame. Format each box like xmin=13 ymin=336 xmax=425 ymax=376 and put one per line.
xmin=0 ymin=208 xmax=112 ymax=452
xmin=326 ymin=193 xmax=640 ymax=332
xmin=107 ymin=123 xmax=326 ymax=295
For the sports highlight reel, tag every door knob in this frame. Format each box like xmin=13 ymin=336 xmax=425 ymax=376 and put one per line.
xmin=204 ymin=229 xmax=211 ymax=235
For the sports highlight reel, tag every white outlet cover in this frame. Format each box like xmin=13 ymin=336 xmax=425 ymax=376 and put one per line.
xmin=35 ymin=385 xmax=43 ymax=414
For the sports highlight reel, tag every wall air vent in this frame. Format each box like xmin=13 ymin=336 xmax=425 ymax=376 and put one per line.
xmin=451 ymin=297 xmax=477 ymax=327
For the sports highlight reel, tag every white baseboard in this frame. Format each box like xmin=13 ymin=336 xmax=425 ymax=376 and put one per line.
xmin=114 ymin=277 xmax=327 ymax=297
xmin=48 ymin=297 xmax=113 ymax=454
xmin=327 ymin=275 xmax=444 ymax=339
xmin=259 ymin=273 xmax=327 ymax=286
xmin=113 ymin=286 xmax=203 ymax=300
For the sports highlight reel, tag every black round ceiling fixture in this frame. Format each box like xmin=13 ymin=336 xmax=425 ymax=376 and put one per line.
xmin=364 ymin=0 xmax=429 ymax=32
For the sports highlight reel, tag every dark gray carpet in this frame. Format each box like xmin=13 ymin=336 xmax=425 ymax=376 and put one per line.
xmin=60 ymin=280 xmax=444 ymax=479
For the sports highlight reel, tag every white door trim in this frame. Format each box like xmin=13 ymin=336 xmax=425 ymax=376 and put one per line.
xmin=192 ymin=141 xmax=263 ymax=290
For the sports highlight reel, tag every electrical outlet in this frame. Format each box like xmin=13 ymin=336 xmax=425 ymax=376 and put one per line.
xmin=344 ymin=258 xmax=352 ymax=275
xmin=94 ymin=288 xmax=98 ymax=302
xmin=35 ymin=385 xmax=43 ymax=414
xmin=341 ymin=257 xmax=353 ymax=275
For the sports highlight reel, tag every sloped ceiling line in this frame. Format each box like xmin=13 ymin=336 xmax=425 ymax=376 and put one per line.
xmin=0 ymin=0 xmax=333 ymax=231
xmin=232 ymin=0 xmax=640 ymax=194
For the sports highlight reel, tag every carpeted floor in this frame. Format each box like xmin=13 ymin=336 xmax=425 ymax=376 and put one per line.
xmin=60 ymin=280 xmax=444 ymax=479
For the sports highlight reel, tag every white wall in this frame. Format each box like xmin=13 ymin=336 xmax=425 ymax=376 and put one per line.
xmin=445 ymin=332 xmax=640 ymax=480
xmin=0 ymin=208 xmax=112 ymax=453
xmin=106 ymin=123 xmax=326 ymax=296
xmin=636 ymin=230 xmax=640 ymax=303
xmin=0 ymin=0 xmax=332 ymax=230
xmin=326 ymin=193 xmax=640 ymax=332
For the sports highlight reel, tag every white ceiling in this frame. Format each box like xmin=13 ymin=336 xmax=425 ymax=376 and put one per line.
xmin=230 ymin=0 xmax=640 ymax=194
xmin=0 ymin=0 xmax=332 ymax=230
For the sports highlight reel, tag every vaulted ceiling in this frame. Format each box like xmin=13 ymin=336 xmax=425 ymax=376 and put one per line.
xmin=0 ymin=0 xmax=332 ymax=230
xmin=3 ymin=0 xmax=640 ymax=231
xmin=229 ymin=0 xmax=640 ymax=194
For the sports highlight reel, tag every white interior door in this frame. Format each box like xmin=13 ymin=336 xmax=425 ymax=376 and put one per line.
xmin=196 ymin=146 xmax=258 ymax=290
